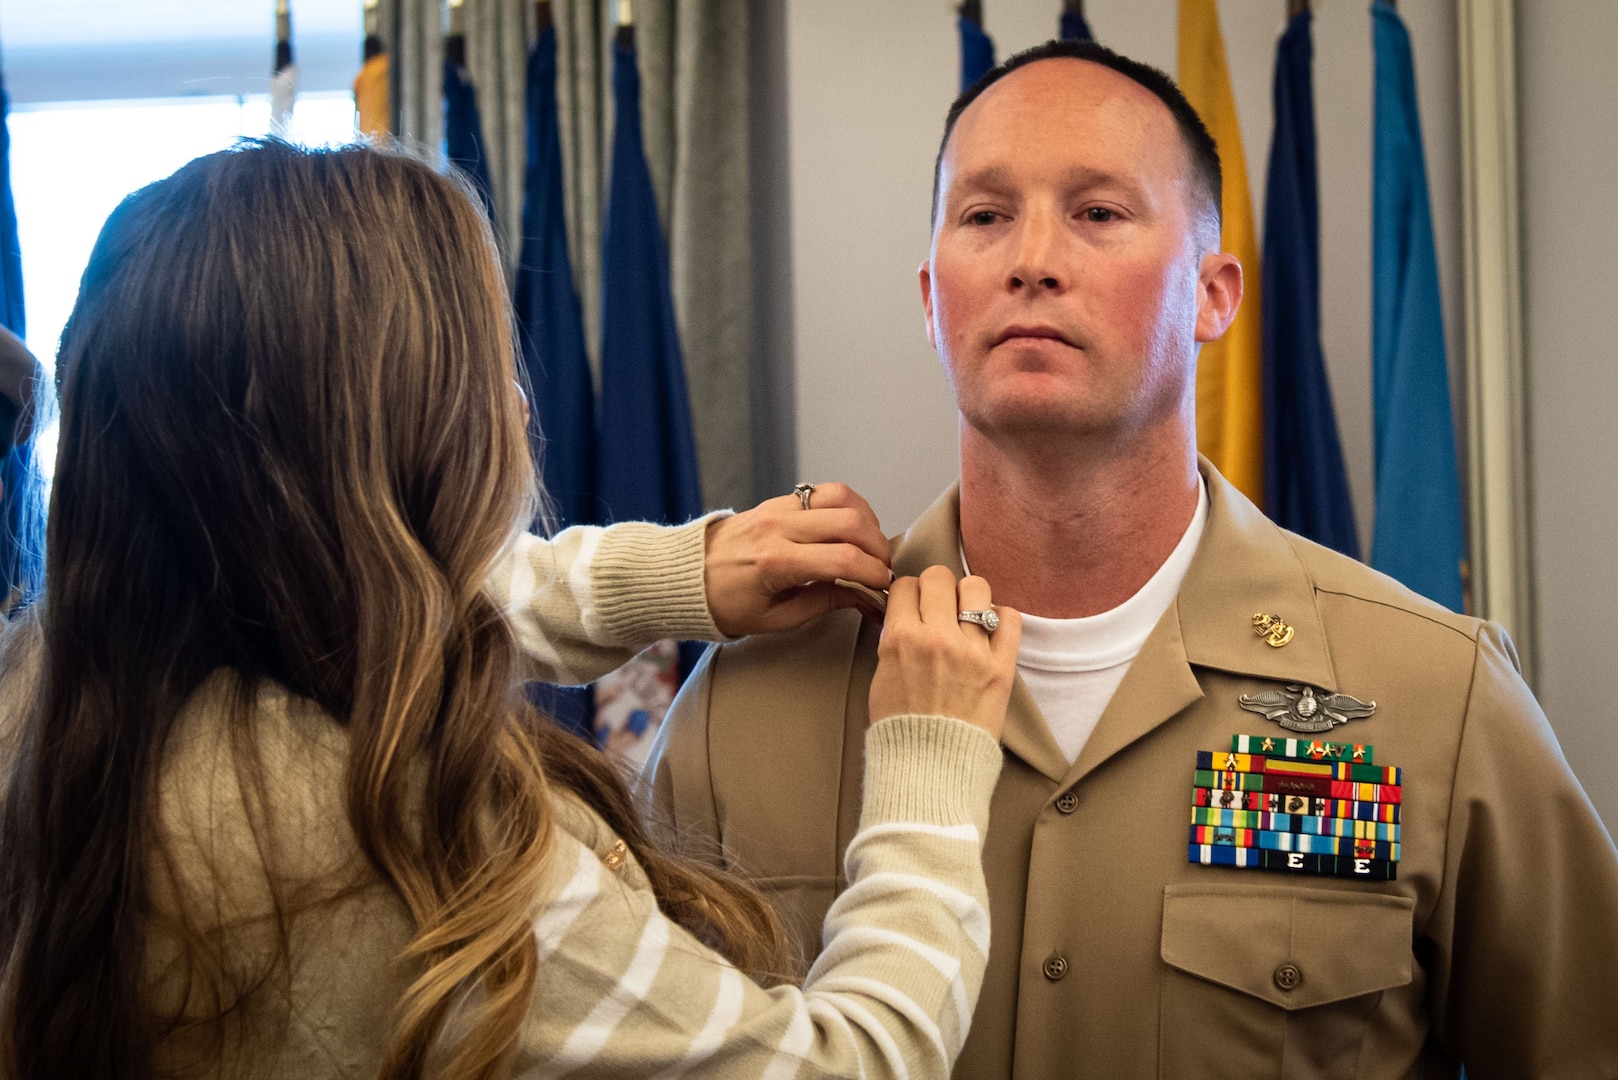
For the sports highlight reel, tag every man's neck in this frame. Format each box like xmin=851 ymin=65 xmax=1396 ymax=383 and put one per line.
xmin=957 ymin=424 xmax=1201 ymax=619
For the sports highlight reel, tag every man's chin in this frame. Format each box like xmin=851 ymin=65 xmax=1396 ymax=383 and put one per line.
xmin=962 ymin=405 xmax=1111 ymax=443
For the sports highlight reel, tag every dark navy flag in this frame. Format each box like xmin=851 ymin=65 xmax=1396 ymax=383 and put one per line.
xmin=444 ymin=44 xmax=496 ymax=225
xmin=594 ymin=32 xmax=704 ymax=750
xmin=959 ymin=12 xmax=995 ymax=91
xmin=1059 ymin=5 xmax=1094 ymax=41
xmin=0 ymin=64 xmax=41 ymax=609
xmin=1260 ymin=9 xmax=1359 ymax=558
xmin=515 ymin=20 xmax=598 ymax=740
xmin=1370 ymin=0 xmax=1464 ymax=611
xmin=515 ymin=22 xmax=596 ymax=529
xmin=597 ymin=35 xmax=701 ymax=527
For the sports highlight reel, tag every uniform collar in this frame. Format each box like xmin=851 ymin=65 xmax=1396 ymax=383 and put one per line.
xmin=891 ymin=485 xmax=1071 ymax=781
xmin=891 ymin=463 xmax=1337 ymax=687
xmin=888 ymin=460 xmax=1339 ymax=784
xmin=1177 ymin=457 xmax=1338 ymax=693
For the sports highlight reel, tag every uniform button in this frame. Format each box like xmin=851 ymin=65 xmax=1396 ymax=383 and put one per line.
xmin=1042 ymin=954 xmax=1068 ymax=981
xmin=1273 ymin=962 xmax=1302 ymax=991
xmin=1055 ymin=791 xmax=1079 ymax=815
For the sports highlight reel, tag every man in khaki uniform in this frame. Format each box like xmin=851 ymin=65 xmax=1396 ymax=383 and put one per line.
xmin=648 ymin=39 xmax=1618 ymax=1079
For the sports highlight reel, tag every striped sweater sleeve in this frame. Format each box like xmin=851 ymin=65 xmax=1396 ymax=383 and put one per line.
xmin=515 ymin=714 xmax=1003 ymax=1079
xmin=490 ymin=514 xmax=728 ymax=685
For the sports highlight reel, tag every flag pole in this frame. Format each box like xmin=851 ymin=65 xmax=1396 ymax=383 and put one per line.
xmin=616 ymin=0 xmax=634 ymax=48
xmin=447 ymin=0 xmax=466 ymax=69
xmin=362 ymin=0 xmax=383 ymax=60
xmin=271 ymin=0 xmax=297 ymax=136
xmin=354 ymin=0 xmax=389 ymax=136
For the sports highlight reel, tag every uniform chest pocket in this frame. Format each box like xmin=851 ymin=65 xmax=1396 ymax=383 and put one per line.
xmin=1158 ymin=884 xmax=1414 ymax=1080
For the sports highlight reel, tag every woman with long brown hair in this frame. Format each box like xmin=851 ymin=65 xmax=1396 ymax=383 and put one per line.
xmin=0 ymin=140 xmax=1019 ymax=1078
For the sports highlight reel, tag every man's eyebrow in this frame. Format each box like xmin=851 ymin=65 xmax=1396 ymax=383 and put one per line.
xmin=948 ymin=164 xmax=1148 ymax=201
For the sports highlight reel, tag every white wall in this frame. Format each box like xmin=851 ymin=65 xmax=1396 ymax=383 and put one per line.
xmin=784 ymin=0 xmax=1463 ymax=556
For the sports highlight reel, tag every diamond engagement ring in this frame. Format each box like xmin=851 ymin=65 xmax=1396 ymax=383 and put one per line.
xmin=958 ymin=608 xmax=1000 ymax=633
xmin=792 ymin=483 xmax=815 ymax=510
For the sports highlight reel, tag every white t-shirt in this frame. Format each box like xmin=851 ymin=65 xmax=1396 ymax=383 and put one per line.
xmin=965 ymin=482 xmax=1209 ymax=764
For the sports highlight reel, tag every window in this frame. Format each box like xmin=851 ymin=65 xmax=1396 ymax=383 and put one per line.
xmin=8 ymin=91 xmax=359 ymax=478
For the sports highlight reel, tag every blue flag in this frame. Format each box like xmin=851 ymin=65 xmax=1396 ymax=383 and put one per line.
xmin=1370 ymin=1 xmax=1464 ymax=611
xmin=0 ymin=64 xmax=41 ymax=608
xmin=515 ymin=24 xmax=598 ymax=739
xmin=1059 ymin=8 xmax=1094 ymax=41
xmin=959 ymin=15 xmax=995 ymax=91
xmin=515 ymin=25 xmax=596 ymax=530
xmin=1261 ymin=9 xmax=1359 ymax=558
xmin=597 ymin=37 xmax=702 ymax=527
xmin=444 ymin=50 xmax=496 ymax=225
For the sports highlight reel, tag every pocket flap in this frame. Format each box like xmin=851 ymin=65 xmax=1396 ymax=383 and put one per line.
xmin=1161 ymin=885 xmax=1414 ymax=1010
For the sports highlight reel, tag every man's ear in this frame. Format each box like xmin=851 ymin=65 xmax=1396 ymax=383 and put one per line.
xmin=919 ymin=262 xmax=938 ymax=350
xmin=1194 ymin=251 xmax=1243 ymax=343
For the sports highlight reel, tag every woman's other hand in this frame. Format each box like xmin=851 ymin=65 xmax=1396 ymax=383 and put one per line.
xmin=704 ymin=482 xmax=891 ymax=637
xmin=868 ymin=566 xmax=1021 ymax=739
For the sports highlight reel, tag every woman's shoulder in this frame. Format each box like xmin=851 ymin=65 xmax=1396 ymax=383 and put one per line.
xmin=545 ymin=784 xmax=652 ymax=896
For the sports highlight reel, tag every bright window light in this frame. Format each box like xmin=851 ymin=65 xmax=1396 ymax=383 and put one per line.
xmin=7 ymin=90 xmax=358 ymax=478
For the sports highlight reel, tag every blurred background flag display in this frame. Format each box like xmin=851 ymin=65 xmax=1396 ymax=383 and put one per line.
xmin=516 ymin=0 xmax=598 ymax=741
xmin=1059 ymin=0 xmax=1094 ymax=42
xmin=1370 ymin=0 xmax=1464 ymax=611
xmin=517 ymin=0 xmax=595 ymax=532
xmin=1260 ymin=3 xmax=1358 ymax=557
xmin=0 ymin=57 xmax=41 ymax=611
xmin=593 ymin=2 xmax=703 ymax=764
xmin=270 ymin=0 xmax=297 ymax=137
xmin=958 ymin=1 xmax=995 ymax=91
xmin=1179 ymin=0 xmax=1264 ymax=509
xmin=354 ymin=0 xmax=388 ymax=138
xmin=442 ymin=0 xmax=495 ymax=224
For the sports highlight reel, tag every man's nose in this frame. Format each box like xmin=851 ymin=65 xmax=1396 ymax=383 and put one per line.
xmin=1006 ymin=208 xmax=1068 ymax=294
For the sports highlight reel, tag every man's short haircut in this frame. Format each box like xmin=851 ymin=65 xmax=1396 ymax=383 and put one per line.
xmin=930 ymin=38 xmax=1224 ymax=247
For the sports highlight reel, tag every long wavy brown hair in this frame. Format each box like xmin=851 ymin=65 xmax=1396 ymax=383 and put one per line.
xmin=0 ymin=140 xmax=787 ymax=1079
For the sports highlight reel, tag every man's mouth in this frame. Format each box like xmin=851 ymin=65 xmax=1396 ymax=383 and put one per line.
xmin=994 ymin=324 xmax=1076 ymax=348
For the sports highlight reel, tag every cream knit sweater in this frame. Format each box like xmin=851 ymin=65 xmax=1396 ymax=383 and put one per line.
xmin=0 ymin=519 xmax=1001 ymax=1078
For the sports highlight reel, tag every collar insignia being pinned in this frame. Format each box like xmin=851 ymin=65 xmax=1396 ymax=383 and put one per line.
xmin=1238 ymin=684 xmax=1376 ymax=734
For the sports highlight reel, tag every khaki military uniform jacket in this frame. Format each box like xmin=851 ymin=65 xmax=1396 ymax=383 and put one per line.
xmin=648 ymin=463 xmax=1618 ymax=1080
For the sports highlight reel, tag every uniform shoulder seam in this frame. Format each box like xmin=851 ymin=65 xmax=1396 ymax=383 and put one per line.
xmin=1310 ymin=586 xmax=1480 ymax=643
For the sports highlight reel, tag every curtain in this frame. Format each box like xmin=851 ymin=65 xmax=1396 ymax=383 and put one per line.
xmin=383 ymin=0 xmax=753 ymax=513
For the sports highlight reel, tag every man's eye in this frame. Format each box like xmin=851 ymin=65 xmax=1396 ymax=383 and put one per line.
xmin=968 ymin=210 xmax=999 ymax=226
xmin=1083 ymin=207 xmax=1115 ymax=223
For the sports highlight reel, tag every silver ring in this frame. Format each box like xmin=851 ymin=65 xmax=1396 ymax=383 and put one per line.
xmin=792 ymin=483 xmax=815 ymax=510
xmin=958 ymin=608 xmax=1000 ymax=633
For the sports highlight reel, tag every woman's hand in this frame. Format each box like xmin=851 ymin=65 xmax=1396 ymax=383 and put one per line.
xmin=704 ymin=482 xmax=892 ymax=637
xmin=868 ymin=565 xmax=1021 ymax=739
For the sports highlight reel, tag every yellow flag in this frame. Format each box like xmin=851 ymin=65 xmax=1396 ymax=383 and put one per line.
xmin=353 ymin=54 xmax=390 ymax=139
xmin=1179 ymin=0 xmax=1263 ymax=507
